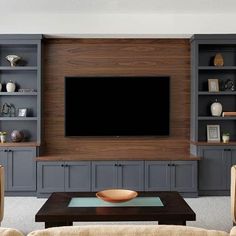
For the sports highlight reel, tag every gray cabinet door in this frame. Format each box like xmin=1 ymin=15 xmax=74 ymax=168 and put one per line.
xmin=65 ymin=161 xmax=91 ymax=192
xmin=0 ymin=149 xmax=8 ymax=190
xmin=8 ymin=147 xmax=36 ymax=191
xmin=92 ymin=161 xmax=117 ymax=191
xmin=117 ymin=161 xmax=144 ymax=191
xmin=37 ymin=161 xmax=65 ymax=193
xmin=171 ymin=161 xmax=197 ymax=192
xmin=199 ymin=148 xmax=227 ymax=190
xmin=145 ymin=161 xmax=170 ymax=191
xmin=228 ymin=149 xmax=236 ymax=189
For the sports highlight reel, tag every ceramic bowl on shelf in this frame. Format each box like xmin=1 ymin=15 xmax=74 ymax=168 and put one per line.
xmin=96 ymin=189 xmax=138 ymax=203
xmin=5 ymin=55 xmax=21 ymax=67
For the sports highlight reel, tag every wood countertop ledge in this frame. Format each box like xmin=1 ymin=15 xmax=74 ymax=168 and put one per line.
xmin=0 ymin=142 xmax=40 ymax=147
xmin=36 ymin=154 xmax=201 ymax=161
xmin=191 ymin=141 xmax=236 ymax=146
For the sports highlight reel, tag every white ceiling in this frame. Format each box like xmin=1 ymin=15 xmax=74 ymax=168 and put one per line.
xmin=1 ymin=0 xmax=236 ymax=14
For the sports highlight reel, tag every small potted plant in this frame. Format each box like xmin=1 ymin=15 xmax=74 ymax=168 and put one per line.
xmin=222 ymin=132 xmax=230 ymax=143
xmin=0 ymin=131 xmax=7 ymax=143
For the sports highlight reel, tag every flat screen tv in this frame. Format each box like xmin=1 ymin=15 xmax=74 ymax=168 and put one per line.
xmin=65 ymin=76 xmax=170 ymax=136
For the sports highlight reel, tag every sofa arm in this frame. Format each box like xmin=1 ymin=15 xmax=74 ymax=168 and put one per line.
xmin=230 ymin=226 xmax=236 ymax=236
xmin=0 ymin=227 xmax=24 ymax=236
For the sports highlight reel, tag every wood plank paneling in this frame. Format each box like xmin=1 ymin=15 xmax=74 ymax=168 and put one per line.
xmin=43 ymin=39 xmax=190 ymax=159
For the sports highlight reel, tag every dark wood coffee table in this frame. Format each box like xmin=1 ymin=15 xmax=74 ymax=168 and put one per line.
xmin=35 ymin=192 xmax=196 ymax=228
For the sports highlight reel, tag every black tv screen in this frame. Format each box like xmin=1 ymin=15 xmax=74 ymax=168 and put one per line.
xmin=65 ymin=76 xmax=170 ymax=136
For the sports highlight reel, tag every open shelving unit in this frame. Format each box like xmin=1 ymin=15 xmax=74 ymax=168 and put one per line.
xmin=0 ymin=35 xmax=42 ymax=144
xmin=191 ymin=35 xmax=236 ymax=144
xmin=190 ymin=35 xmax=236 ymax=195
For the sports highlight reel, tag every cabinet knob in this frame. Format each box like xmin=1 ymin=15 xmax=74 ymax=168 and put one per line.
xmin=167 ymin=164 xmax=171 ymax=166
xmin=114 ymin=164 xmax=117 ymax=167
xmin=65 ymin=164 xmax=69 ymax=167
xmin=4 ymin=150 xmax=7 ymax=152
xmin=118 ymin=164 xmax=122 ymax=167
xmin=61 ymin=164 xmax=64 ymax=167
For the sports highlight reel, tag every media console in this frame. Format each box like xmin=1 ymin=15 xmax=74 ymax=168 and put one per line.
xmin=36 ymin=158 xmax=198 ymax=198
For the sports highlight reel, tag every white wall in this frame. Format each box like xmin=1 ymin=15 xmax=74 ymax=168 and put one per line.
xmin=0 ymin=13 xmax=236 ymax=38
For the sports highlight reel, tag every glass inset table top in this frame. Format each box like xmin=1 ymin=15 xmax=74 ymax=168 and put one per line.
xmin=68 ymin=197 xmax=164 ymax=207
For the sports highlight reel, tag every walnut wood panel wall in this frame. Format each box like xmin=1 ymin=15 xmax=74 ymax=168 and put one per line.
xmin=43 ymin=39 xmax=190 ymax=159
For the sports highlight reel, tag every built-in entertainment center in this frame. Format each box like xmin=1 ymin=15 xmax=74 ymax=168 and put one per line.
xmin=5 ymin=34 xmax=235 ymax=197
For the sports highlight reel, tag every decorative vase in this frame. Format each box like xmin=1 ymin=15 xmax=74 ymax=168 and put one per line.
xmin=6 ymin=81 xmax=16 ymax=92
xmin=10 ymin=130 xmax=24 ymax=142
xmin=211 ymin=99 xmax=222 ymax=117
xmin=222 ymin=135 xmax=230 ymax=143
xmin=214 ymin=53 xmax=224 ymax=67
xmin=5 ymin=55 xmax=21 ymax=67
xmin=0 ymin=134 xmax=6 ymax=143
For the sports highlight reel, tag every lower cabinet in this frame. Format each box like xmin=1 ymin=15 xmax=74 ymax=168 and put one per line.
xmin=0 ymin=147 xmax=36 ymax=193
xmin=37 ymin=160 xmax=198 ymax=196
xmin=37 ymin=161 xmax=91 ymax=193
xmin=145 ymin=161 xmax=197 ymax=193
xmin=198 ymin=146 xmax=236 ymax=193
xmin=92 ymin=161 xmax=144 ymax=191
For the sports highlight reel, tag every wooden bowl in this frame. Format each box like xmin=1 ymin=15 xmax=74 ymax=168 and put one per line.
xmin=96 ymin=189 xmax=138 ymax=203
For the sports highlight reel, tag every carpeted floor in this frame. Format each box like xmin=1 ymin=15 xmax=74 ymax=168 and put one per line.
xmin=1 ymin=196 xmax=233 ymax=234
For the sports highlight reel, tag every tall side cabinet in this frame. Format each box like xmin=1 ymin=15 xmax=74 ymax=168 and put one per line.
xmin=0 ymin=35 xmax=43 ymax=195
xmin=190 ymin=34 xmax=236 ymax=195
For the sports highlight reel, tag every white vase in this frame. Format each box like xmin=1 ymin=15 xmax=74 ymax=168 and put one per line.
xmin=6 ymin=81 xmax=16 ymax=92
xmin=211 ymin=100 xmax=222 ymax=117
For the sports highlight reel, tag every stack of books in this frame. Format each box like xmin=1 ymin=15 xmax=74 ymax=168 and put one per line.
xmin=222 ymin=112 xmax=236 ymax=117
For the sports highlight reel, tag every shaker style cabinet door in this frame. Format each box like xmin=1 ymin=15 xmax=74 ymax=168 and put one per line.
xmin=92 ymin=161 xmax=117 ymax=191
xmin=8 ymin=147 xmax=37 ymax=191
xmin=0 ymin=149 xmax=9 ymax=190
xmin=199 ymin=148 xmax=228 ymax=190
xmin=117 ymin=161 xmax=144 ymax=191
xmin=145 ymin=161 xmax=171 ymax=191
xmin=170 ymin=161 xmax=197 ymax=192
xmin=37 ymin=161 xmax=65 ymax=193
xmin=65 ymin=161 xmax=91 ymax=192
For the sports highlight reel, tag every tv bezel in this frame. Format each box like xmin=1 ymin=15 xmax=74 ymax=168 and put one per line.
xmin=64 ymin=76 xmax=170 ymax=137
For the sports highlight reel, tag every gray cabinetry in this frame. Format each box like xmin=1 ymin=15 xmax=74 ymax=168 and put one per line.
xmin=198 ymin=146 xmax=236 ymax=194
xmin=92 ymin=161 xmax=144 ymax=191
xmin=145 ymin=161 xmax=170 ymax=191
xmin=145 ymin=161 xmax=197 ymax=194
xmin=37 ymin=161 xmax=91 ymax=194
xmin=92 ymin=161 xmax=117 ymax=191
xmin=0 ymin=35 xmax=43 ymax=144
xmin=37 ymin=162 xmax=65 ymax=193
xmin=0 ymin=147 xmax=36 ymax=193
xmin=171 ymin=161 xmax=197 ymax=193
xmin=117 ymin=161 xmax=144 ymax=190
xmin=198 ymin=147 xmax=227 ymax=191
xmin=65 ymin=161 xmax=91 ymax=192
xmin=190 ymin=35 xmax=236 ymax=195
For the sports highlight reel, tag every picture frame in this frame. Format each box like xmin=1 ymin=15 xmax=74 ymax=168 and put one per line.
xmin=208 ymin=79 xmax=219 ymax=92
xmin=207 ymin=125 xmax=220 ymax=142
xmin=18 ymin=108 xmax=27 ymax=117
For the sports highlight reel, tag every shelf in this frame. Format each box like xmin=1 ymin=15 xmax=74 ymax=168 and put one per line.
xmin=198 ymin=66 xmax=236 ymax=70
xmin=191 ymin=141 xmax=236 ymax=146
xmin=0 ymin=66 xmax=38 ymax=71
xmin=198 ymin=91 xmax=236 ymax=95
xmin=198 ymin=116 xmax=236 ymax=120
xmin=0 ymin=117 xmax=38 ymax=121
xmin=0 ymin=142 xmax=39 ymax=147
xmin=0 ymin=92 xmax=37 ymax=96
